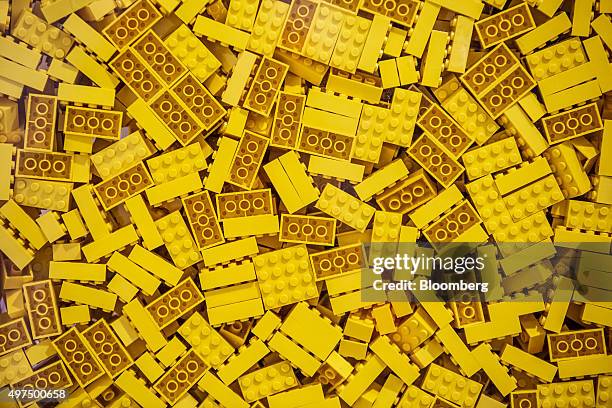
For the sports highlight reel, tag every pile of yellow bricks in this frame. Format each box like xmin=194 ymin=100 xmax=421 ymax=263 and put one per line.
xmin=0 ymin=0 xmax=611 ymax=406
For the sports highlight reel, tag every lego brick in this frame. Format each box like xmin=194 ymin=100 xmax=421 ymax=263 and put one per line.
xmin=126 ymin=98 xmax=176 ymax=150
xmin=164 ymin=25 xmax=220 ymax=82
xmin=82 ymin=318 xmax=133 ymax=378
xmin=271 ymin=92 xmax=304 ymax=148
xmin=0 ymin=349 xmax=33 ymax=388
xmin=205 ymin=137 xmax=239 ymax=193
xmin=436 ymin=78 xmax=498 ymax=145
xmin=15 ymin=149 xmax=73 ymax=182
xmin=107 ymin=251 xmax=161 ymax=296
xmin=124 ymin=195 xmax=162 ymax=249
xmin=92 ymin=162 xmax=153 ymax=210
xmin=13 ymin=9 xmax=74 ymax=58
xmin=146 ymin=172 xmax=203 ymax=206
xmin=316 ymin=184 xmax=375 ymax=232
xmin=53 ymin=327 xmax=105 ymax=387
xmin=518 ymin=92 xmax=546 ymax=122
xmin=123 ymin=298 xmax=167 ymax=352
xmin=420 ymin=30 xmax=447 ymax=88
xmin=500 ymin=104 xmax=548 ymax=157
xmin=226 ymin=131 xmax=269 ymax=189
xmin=592 ymin=14 xmax=612 ymax=49
xmin=126 ymin=247 xmax=178 ymax=288
xmin=60 ymin=305 xmax=90 ymax=325
xmin=565 ymin=200 xmax=612 ymax=232
xmin=238 ymin=361 xmax=298 ymax=402
xmin=359 ymin=0 xmax=417 ymax=26
xmin=281 ymin=302 xmax=341 ymax=360
xmin=538 ymin=60 xmax=597 ymax=97
xmin=428 ymin=0 xmax=483 ymax=19
xmin=408 ymin=134 xmax=464 ymax=188
xmin=217 ymin=339 xmax=269 ymax=384
xmin=446 ymin=15 xmax=475 ymax=74
xmin=0 ymin=319 xmax=32 ymax=355
xmin=544 ymin=143 xmax=591 ymax=198
xmin=434 ymin=325 xmax=480 ymax=377
xmin=326 ymin=71 xmax=382 ymax=104
xmin=516 ymin=12 xmax=571 ymax=55
xmin=500 ymin=344 xmax=556 ymax=382
xmin=581 ymin=303 xmax=612 ymax=327
xmin=178 ymin=312 xmax=234 ymax=368
xmin=307 ymin=156 xmax=364 ymax=183
xmin=102 ymin=0 xmax=161 ymax=49
xmin=357 ymin=14 xmax=390 ymax=73
xmin=297 ymin=126 xmax=355 ymax=161
xmin=62 ymin=13 xmax=115 ymax=62
xmin=201 ymin=236 xmax=259 ymax=266
xmin=59 ymin=281 xmax=117 ymax=311
xmin=147 ymin=277 xmax=203 ymax=328
xmin=81 ymin=224 xmax=138 ymax=262
xmin=200 ymin=262 xmax=256 ymax=290
xmin=501 ymin=174 xmax=564 ymax=221
xmin=541 ymin=79 xmax=601 ymax=113
xmin=155 ymin=211 xmax=202 ymax=269
xmin=278 ymin=150 xmax=319 ymax=206
xmin=22 ymin=280 xmax=61 ymax=339
xmin=583 ymin=36 xmax=612 ymax=93
xmin=36 ymin=211 xmax=66 ymax=242
xmin=91 ymin=131 xmax=154 ymax=180
xmin=302 ymin=3 xmax=347 ymax=64
xmin=115 ymin=370 xmax=166 ymax=408
xmin=64 ymin=106 xmax=122 ymax=141
xmin=66 ymin=46 xmax=119 ymax=89
xmin=542 ymin=102 xmax=602 ymax=144
xmin=526 ymin=38 xmax=587 ymax=81
xmin=193 ymin=15 xmax=250 ymax=50
xmin=557 ymin=355 xmax=612 ymax=378
xmin=0 ymin=35 xmax=41 ymax=69
xmin=154 ymin=349 xmax=208 ymax=404
xmin=198 ymin=371 xmax=249 ymax=408
xmin=0 ymin=225 xmax=33 ymax=269
xmin=397 ymin=55 xmax=419 ymax=85
xmin=279 ymin=214 xmax=336 ymax=246
xmin=207 ymin=297 xmax=264 ymax=326
xmin=0 ymin=56 xmax=47 ymax=91
xmin=354 ymin=159 xmax=408 ymax=201
xmin=248 ymin=0 xmax=290 ymax=56
xmin=57 ymin=83 xmax=115 ymax=107
xmin=472 ymin=343 xmax=517 ymax=396
xmin=222 ymin=50 xmax=257 ymax=106
xmin=268 ymin=331 xmax=322 ymax=377
xmin=547 ymin=328 xmax=607 ymax=361
xmin=22 ymin=95 xmax=55 ymax=151
xmin=462 ymin=138 xmax=521 ymax=180
xmin=135 ymin=352 xmax=165 ymax=382
xmin=475 ymin=3 xmax=535 ymax=48
xmin=338 ymin=354 xmax=385 ymax=405
xmin=379 ymin=59 xmax=400 ymax=89
xmin=222 ymin=214 xmax=279 ymax=237
xmin=371 ymin=335 xmax=420 ymax=385
xmin=376 ymin=170 xmax=436 ymax=214
xmin=181 ymin=190 xmax=225 ymax=250
xmin=405 ymin=2 xmax=441 ymax=58
xmin=306 ymin=87 xmax=363 ymax=119
xmin=148 ymin=89 xmax=205 ymax=146
xmin=108 ymin=274 xmax=138 ymax=302
xmin=49 ymin=261 xmax=106 ymax=282
xmin=537 ymin=380 xmax=596 ymax=407
xmin=0 ymin=199 xmax=47 ymax=249
xmin=302 ymin=107 xmax=359 ymax=137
